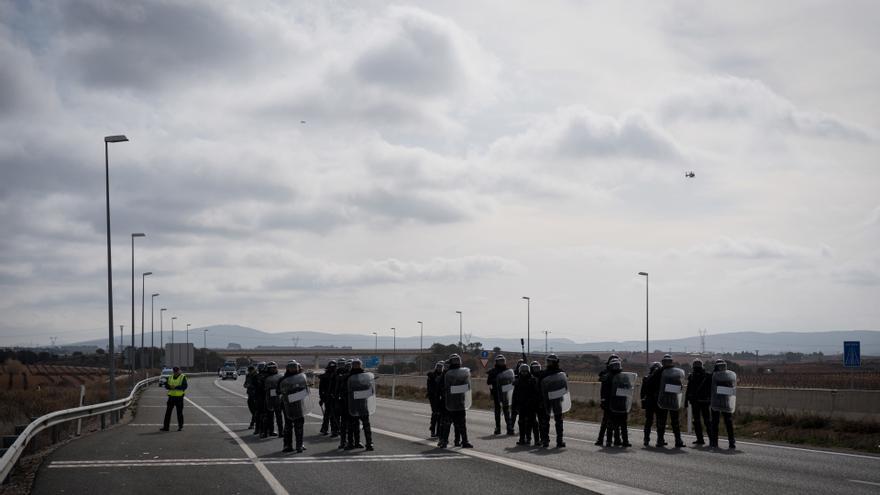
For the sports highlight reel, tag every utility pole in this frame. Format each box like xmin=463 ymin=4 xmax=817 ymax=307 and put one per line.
xmin=543 ymin=330 xmax=551 ymax=354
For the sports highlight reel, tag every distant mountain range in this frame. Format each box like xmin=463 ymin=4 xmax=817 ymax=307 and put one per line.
xmin=72 ymin=325 xmax=880 ymax=356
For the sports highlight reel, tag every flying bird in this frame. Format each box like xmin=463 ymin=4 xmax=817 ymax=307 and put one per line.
xmin=685 ymin=171 xmax=695 ymax=178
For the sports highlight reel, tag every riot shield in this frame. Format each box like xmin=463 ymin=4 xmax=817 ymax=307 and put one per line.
xmin=496 ymin=369 xmax=515 ymax=406
xmin=541 ymin=372 xmax=571 ymax=414
xmin=657 ymin=367 xmax=685 ymax=411
xmin=348 ymin=372 xmax=377 ymax=417
xmin=610 ymin=372 xmax=637 ymax=413
xmin=444 ymin=367 xmax=472 ymax=411
xmin=710 ymin=370 xmax=737 ymax=413
xmin=280 ymin=373 xmax=310 ymax=420
xmin=265 ymin=374 xmax=282 ymax=411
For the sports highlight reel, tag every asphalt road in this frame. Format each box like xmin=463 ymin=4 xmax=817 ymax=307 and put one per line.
xmin=33 ymin=377 xmax=612 ymax=495
xmin=30 ymin=376 xmax=880 ymax=495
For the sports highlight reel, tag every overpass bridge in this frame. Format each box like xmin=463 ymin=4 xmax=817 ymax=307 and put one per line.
xmin=13 ymin=375 xmax=880 ymax=495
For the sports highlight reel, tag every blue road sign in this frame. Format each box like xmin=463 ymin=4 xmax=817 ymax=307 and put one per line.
xmin=480 ymin=350 xmax=489 ymax=359
xmin=364 ymin=356 xmax=380 ymax=368
xmin=844 ymin=341 xmax=861 ymax=368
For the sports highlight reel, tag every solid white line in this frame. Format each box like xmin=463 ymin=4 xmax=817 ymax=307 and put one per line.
xmin=129 ymin=423 xmax=249 ymax=426
xmin=849 ymin=479 xmax=880 ymax=487
xmin=140 ymin=405 xmax=248 ymax=408
xmin=186 ymin=396 xmax=289 ymax=495
xmin=50 ymin=454 xmax=463 ymax=469
xmin=214 ymin=380 xmax=249 ymax=399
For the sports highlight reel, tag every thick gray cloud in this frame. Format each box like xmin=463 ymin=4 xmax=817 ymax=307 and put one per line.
xmin=1 ymin=1 xmax=878 ymax=346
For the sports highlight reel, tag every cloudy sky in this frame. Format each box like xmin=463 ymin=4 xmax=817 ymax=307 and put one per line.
xmin=1 ymin=0 xmax=878 ymax=347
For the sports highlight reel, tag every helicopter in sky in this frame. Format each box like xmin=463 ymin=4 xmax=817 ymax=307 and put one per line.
xmin=685 ymin=171 xmax=695 ymax=178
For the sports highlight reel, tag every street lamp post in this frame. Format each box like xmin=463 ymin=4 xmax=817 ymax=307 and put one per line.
xmin=104 ymin=134 xmax=127 ymax=416
xmin=140 ymin=271 xmax=152 ymax=375
xmin=171 ymin=316 xmax=177 ymax=366
xmin=417 ymin=321 xmax=423 ymax=374
xmin=160 ymin=308 xmax=167 ymax=367
xmin=455 ymin=311 xmax=463 ymax=354
xmin=186 ymin=324 xmax=191 ymax=369
xmin=150 ymin=294 xmax=159 ymax=370
xmin=639 ymin=272 xmax=649 ymax=368
xmin=130 ymin=232 xmax=145 ymax=389
xmin=522 ymin=296 xmax=530 ymax=355
xmin=391 ymin=327 xmax=396 ymax=400
xmin=203 ymin=329 xmax=209 ymax=372
xmin=372 ymin=332 xmax=378 ymax=355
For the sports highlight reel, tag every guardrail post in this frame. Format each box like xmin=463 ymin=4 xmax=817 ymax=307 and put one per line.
xmin=100 ymin=413 xmax=106 ymax=430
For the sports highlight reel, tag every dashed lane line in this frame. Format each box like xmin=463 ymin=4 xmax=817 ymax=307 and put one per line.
xmin=848 ymin=480 xmax=880 ymax=487
xmin=185 ymin=396 xmax=289 ymax=495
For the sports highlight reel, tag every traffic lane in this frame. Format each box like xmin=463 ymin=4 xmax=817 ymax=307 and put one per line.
xmin=208 ymin=379 xmax=603 ymax=494
xmin=32 ymin=382 xmax=267 ymax=495
xmin=369 ymin=397 xmax=880 ymax=495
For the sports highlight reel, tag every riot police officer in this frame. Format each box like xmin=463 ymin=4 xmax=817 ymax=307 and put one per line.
xmin=318 ymin=360 xmax=338 ymax=436
xmin=655 ymin=355 xmax=685 ymax=448
xmin=347 ymin=358 xmax=375 ymax=451
xmin=511 ymin=363 xmax=538 ymax=446
xmin=262 ymin=362 xmax=283 ymax=438
xmin=334 ymin=359 xmax=352 ymax=449
xmin=641 ymin=361 xmax=661 ymax=446
xmin=438 ymin=354 xmax=473 ymax=449
xmin=243 ymin=365 xmax=257 ymax=429
xmin=538 ymin=354 xmax=567 ymax=448
xmin=601 ymin=358 xmax=633 ymax=447
xmin=596 ymin=354 xmax=622 ymax=446
xmin=709 ymin=359 xmax=737 ymax=449
xmin=528 ymin=361 xmax=542 ymax=446
xmin=426 ymin=361 xmax=444 ymax=437
xmin=279 ymin=360 xmax=309 ymax=453
xmin=487 ymin=355 xmax=514 ymax=435
xmin=510 ymin=359 xmax=525 ymax=430
xmin=685 ymin=358 xmax=712 ymax=445
xmin=253 ymin=362 xmax=268 ymax=436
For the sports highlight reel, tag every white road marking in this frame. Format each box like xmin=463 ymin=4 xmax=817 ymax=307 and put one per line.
xmin=129 ymin=423 xmax=250 ymax=426
xmin=49 ymin=454 xmax=463 ymax=469
xmin=140 ymin=405 xmax=248 ymax=408
xmin=186 ymin=396 xmax=289 ymax=495
xmin=849 ymin=479 xmax=880 ymax=487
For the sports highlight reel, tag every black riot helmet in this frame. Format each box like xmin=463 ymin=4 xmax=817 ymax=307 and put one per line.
xmin=256 ymin=361 xmax=267 ymax=372
xmin=351 ymin=358 xmax=363 ymax=370
xmin=495 ymin=354 xmax=506 ymax=365
xmin=434 ymin=361 xmax=444 ymax=372
xmin=606 ymin=353 xmax=620 ymax=365
xmin=545 ymin=354 xmax=559 ymax=368
xmin=649 ymin=361 xmax=662 ymax=374
xmin=327 ymin=360 xmax=337 ymax=369
xmin=448 ymin=354 xmax=462 ymax=368
xmin=286 ymin=360 xmax=299 ymax=373
xmin=518 ymin=363 xmax=530 ymax=376
xmin=247 ymin=365 xmax=255 ymax=372
xmin=608 ymin=358 xmax=622 ymax=371
xmin=714 ymin=359 xmax=727 ymax=372
xmin=530 ymin=361 xmax=542 ymax=374
xmin=661 ymin=354 xmax=673 ymax=367
xmin=692 ymin=358 xmax=703 ymax=370
xmin=266 ymin=361 xmax=278 ymax=374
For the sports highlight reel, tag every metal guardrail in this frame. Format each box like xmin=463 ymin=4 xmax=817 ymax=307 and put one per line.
xmin=0 ymin=372 xmax=214 ymax=483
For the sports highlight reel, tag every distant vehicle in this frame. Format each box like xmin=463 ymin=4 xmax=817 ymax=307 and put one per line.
xmin=158 ymin=368 xmax=173 ymax=387
xmin=238 ymin=367 xmax=247 ymax=376
xmin=219 ymin=365 xmax=237 ymax=380
xmin=685 ymin=171 xmax=695 ymax=178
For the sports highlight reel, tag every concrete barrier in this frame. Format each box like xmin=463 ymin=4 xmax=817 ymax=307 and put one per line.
xmin=381 ymin=375 xmax=880 ymax=421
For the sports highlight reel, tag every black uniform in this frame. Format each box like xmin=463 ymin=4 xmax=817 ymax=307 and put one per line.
xmin=511 ymin=368 xmax=538 ymax=445
xmin=600 ymin=367 xmax=630 ymax=447
xmin=279 ymin=370 xmax=307 ymax=452
xmin=347 ymin=367 xmax=373 ymax=450
xmin=263 ymin=369 xmax=283 ymax=438
xmin=641 ymin=368 xmax=661 ymax=446
xmin=244 ymin=370 xmax=258 ymax=429
xmin=537 ymin=364 xmax=566 ymax=448
xmin=685 ymin=366 xmax=711 ymax=444
xmin=709 ymin=362 xmax=736 ymax=449
xmin=253 ymin=370 xmax=268 ymax=436
xmin=426 ymin=367 xmax=443 ymax=437
xmin=318 ymin=364 xmax=338 ymax=435
xmin=487 ymin=363 xmax=513 ymax=434
xmin=655 ymin=365 xmax=684 ymax=448
xmin=333 ymin=366 xmax=351 ymax=449
xmin=596 ymin=366 xmax=622 ymax=446
xmin=437 ymin=363 xmax=472 ymax=448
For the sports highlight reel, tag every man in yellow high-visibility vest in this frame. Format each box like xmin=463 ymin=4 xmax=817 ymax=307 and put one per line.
xmin=160 ymin=366 xmax=188 ymax=431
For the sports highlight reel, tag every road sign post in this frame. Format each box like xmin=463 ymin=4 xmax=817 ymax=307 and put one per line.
xmin=480 ymin=350 xmax=489 ymax=368
xmin=844 ymin=341 xmax=861 ymax=368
